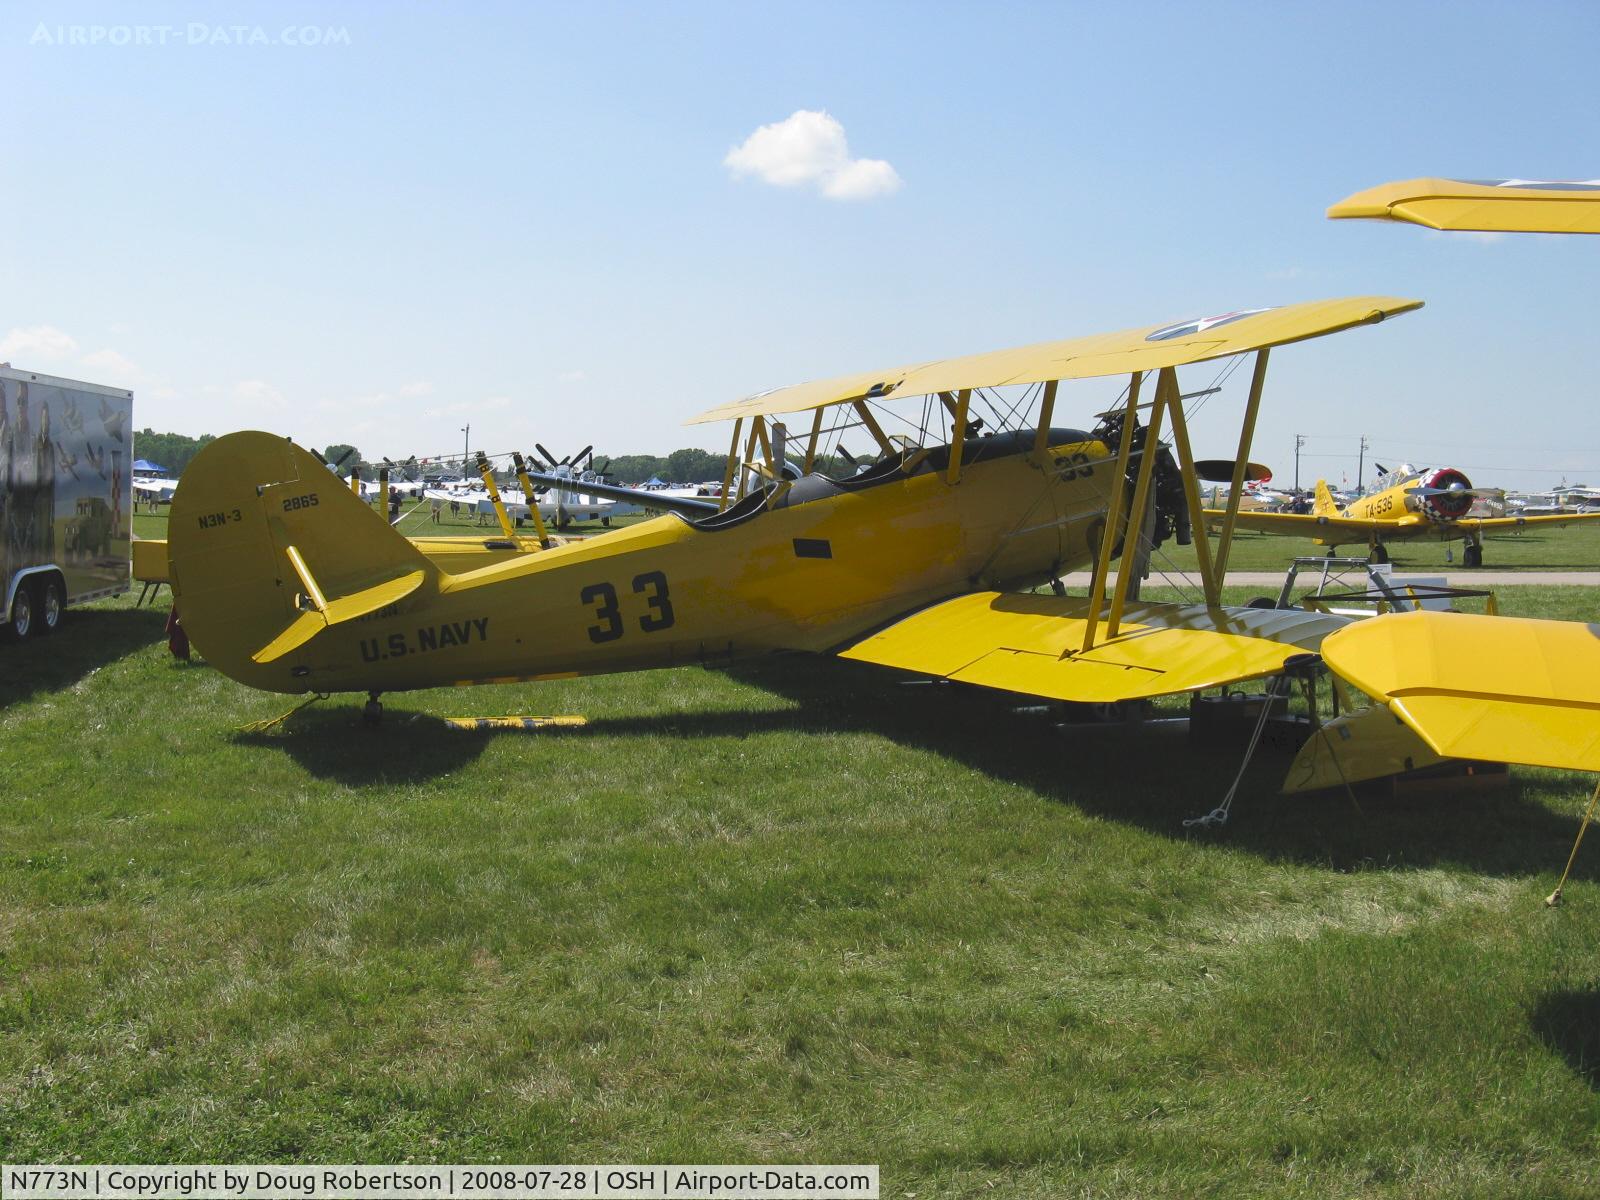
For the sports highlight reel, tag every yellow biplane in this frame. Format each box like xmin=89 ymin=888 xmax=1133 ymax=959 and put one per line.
xmin=168 ymin=299 xmax=1414 ymax=725
xmin=165 ymin=294 xmax=1600 ymax=807
xmin=1203 ymin=465 xmax=1600 ymax=565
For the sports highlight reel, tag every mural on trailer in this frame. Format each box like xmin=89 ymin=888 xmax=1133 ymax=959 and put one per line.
xmin=0 ymin=376 xmax=131 ymax=598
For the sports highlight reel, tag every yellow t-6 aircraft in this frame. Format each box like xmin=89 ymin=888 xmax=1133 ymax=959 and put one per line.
xmin=168 ymin=298 xmax=1421 ymax=725
xmin=1203 ymin=464 xmax=1600 ymax=565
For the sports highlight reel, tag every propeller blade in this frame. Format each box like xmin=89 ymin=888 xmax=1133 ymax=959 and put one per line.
xmin=331 ymin=446 xmax=357 ymax=470
xmin=1193 ymin=459 xmax=1273 ymax=483
xmin=1404 ymin=485 xmax=1495 ymax=498
xmin=535 ymin=442 xmax=559 ymax=468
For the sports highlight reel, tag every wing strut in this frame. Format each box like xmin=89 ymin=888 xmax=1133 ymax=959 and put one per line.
xmin=510 ymin=452 xmax=554 ymax=547
xmin=1108 ymin=371 xmax=1170 ymax=640
xmin=1032 ymin=379 xmax=1059 ymax=458
xmin=802 ymin=406 xmax=825 ymax=473
xmin=852 ymin=401 xmax=897 ymax=457
xmin=1079 ymin=371 xmax=1142 ymax=653
xmin=1214 ymin=349 xmax=1270 ymax=577
xmin=719 ymin=418 xmax=743 ymax=512
xmin=945 ymin=389 xmax=972 ymax=484
xmin=475 ymin=451 xmax=518 ymax=541
xmin=1163 ymin=369 xmax=1219 ymax=607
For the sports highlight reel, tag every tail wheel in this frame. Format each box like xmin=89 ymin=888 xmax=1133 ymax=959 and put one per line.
xmin=6 ymin=584 xmax=35 ymax=642
xmin=38 ymin=576 xmax=65 ymax=635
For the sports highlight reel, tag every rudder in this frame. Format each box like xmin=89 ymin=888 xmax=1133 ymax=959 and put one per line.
xmin=169 ymin=432 xmax=436 ymax=692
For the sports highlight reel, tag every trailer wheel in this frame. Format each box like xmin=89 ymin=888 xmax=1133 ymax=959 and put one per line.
xmin=6 ymin=584 xmax=35 ymax=642
xmin=38 ymin=575 xmax=65 ymax=635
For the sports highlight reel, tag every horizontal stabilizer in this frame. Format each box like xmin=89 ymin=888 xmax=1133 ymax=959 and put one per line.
xmin=839 ymin=593 xmax=1347 ymax=703
xmin=1322 ymin=611 xmax=1600 ymax=772
xmin=253 ymin=568 xmax=426 ymax=663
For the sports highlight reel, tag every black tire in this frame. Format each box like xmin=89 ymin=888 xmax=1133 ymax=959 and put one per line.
xmin=37 ymin=575 xmax=65 ymax=635
xmin=1370 ymin=543 xmax=1390 ymax=564
xmin=1245 ymin=596 xmax=1278 ymax=610
xmin=6 ymin=583 xmax=36 ymax=642
xmin=1464 ymin=543 xmax=1483 ymax=568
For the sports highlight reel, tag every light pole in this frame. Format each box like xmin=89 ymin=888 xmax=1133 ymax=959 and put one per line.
xmin=1294 ymin=434 xmax=1306 ymax=494
xmin=461 ymin=424 xmax=470 ymax=473
xmin=1357 ymin=435 xmax=1368 ymax=490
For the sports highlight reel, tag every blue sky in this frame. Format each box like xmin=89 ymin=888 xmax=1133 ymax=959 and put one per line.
xmin=5 ymin=0 xmax=1597 ymax=487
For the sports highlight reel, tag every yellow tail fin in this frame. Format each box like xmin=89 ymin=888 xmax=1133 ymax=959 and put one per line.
xmin=169 ymin=432 xmax=438 ymax=692
xmin=1313 ymin=479 xmax=1340 ymax=517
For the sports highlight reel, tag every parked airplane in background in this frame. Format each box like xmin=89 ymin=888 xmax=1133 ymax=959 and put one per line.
xmin=1204 ymin=462 xmax=1600 ymax=565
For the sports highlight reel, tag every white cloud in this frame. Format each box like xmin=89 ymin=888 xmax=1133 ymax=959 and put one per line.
xmin=558 ymin=369 xmax=588 ymax=384
xmin=232 ymin=379 xmax=285 ymax=408
xmin=423 ymin=395 xmax=511 ymax=418
xmin=724 ymin=110 xmax=902 ymax=201
xmin=397 ymin=380 xmax=434 ymax=398
xmin=0 ymin=324 xmax=80 ymax=362
xmin=81 ymin=347 xmax=143 ymax=383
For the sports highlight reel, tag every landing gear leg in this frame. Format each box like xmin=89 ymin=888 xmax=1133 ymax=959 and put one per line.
xmin=363 ymin=691 xmax=384 ymax=725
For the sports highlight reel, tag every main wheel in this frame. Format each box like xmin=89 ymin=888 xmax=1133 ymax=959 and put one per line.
xmin=1464 ymin=543 xmax=1483 ymax=568
xmin=6 ymin=584 xmax=35 ymax=642
xmin=1369 ymin=543 xmax=1390 ymax=564
xmin=37 ymin=576 xmax=65 ymax=635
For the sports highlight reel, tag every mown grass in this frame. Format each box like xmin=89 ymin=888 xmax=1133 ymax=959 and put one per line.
xmin=4 ymin=587 xmax=1600 ymax=1196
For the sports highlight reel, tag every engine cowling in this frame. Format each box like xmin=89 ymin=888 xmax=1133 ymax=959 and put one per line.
xmin=1418 ymin=467 xmax=1474 ymax=521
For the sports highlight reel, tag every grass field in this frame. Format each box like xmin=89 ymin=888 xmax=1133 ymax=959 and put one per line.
xmin=5 ymin=576 xmax=1600 ymax=1195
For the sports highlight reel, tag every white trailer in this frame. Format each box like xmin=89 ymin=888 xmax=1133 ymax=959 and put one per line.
xmin=1 ymin=365 xmax=134 ymax=640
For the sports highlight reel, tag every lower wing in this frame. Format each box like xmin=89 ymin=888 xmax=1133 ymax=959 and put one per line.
xmin=839 ymin=592 xmax=1347 ymax=703
xmin=1322 ymin=610 xmax=1600 ymax=773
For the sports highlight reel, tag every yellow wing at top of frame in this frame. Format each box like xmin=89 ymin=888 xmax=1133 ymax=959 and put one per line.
xmin=687 ymin=296 xmax=1422 ymax=425
xmin=1328 ymin=178 xmax=1600 ymax=234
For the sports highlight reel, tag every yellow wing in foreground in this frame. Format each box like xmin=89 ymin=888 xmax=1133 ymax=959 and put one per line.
xmin=1329 ymin=177 xmax=1600 ymax=234
xmin=690 ymin=296 xmax=1421 ymax=425
xmin=839 ymin=593 xmax=1347 ymax=704
xmin=1322 ymin=611 xmax=1600 ymax=773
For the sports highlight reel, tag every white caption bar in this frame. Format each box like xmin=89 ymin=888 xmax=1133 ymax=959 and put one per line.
xmin=3 ymin=1165 xmax=878 ymax=1200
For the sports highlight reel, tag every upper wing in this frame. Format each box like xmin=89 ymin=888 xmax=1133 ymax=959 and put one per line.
xmin=1329 ymin=177 xmax=1600 ymax=234
xmin=689 ymin=296 xmax=1421 ymax=425
xmin=838 ymin=592 xmax=1347 ymax=703
xmin=1322 ymin=610 xmax=1600 ymax=773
